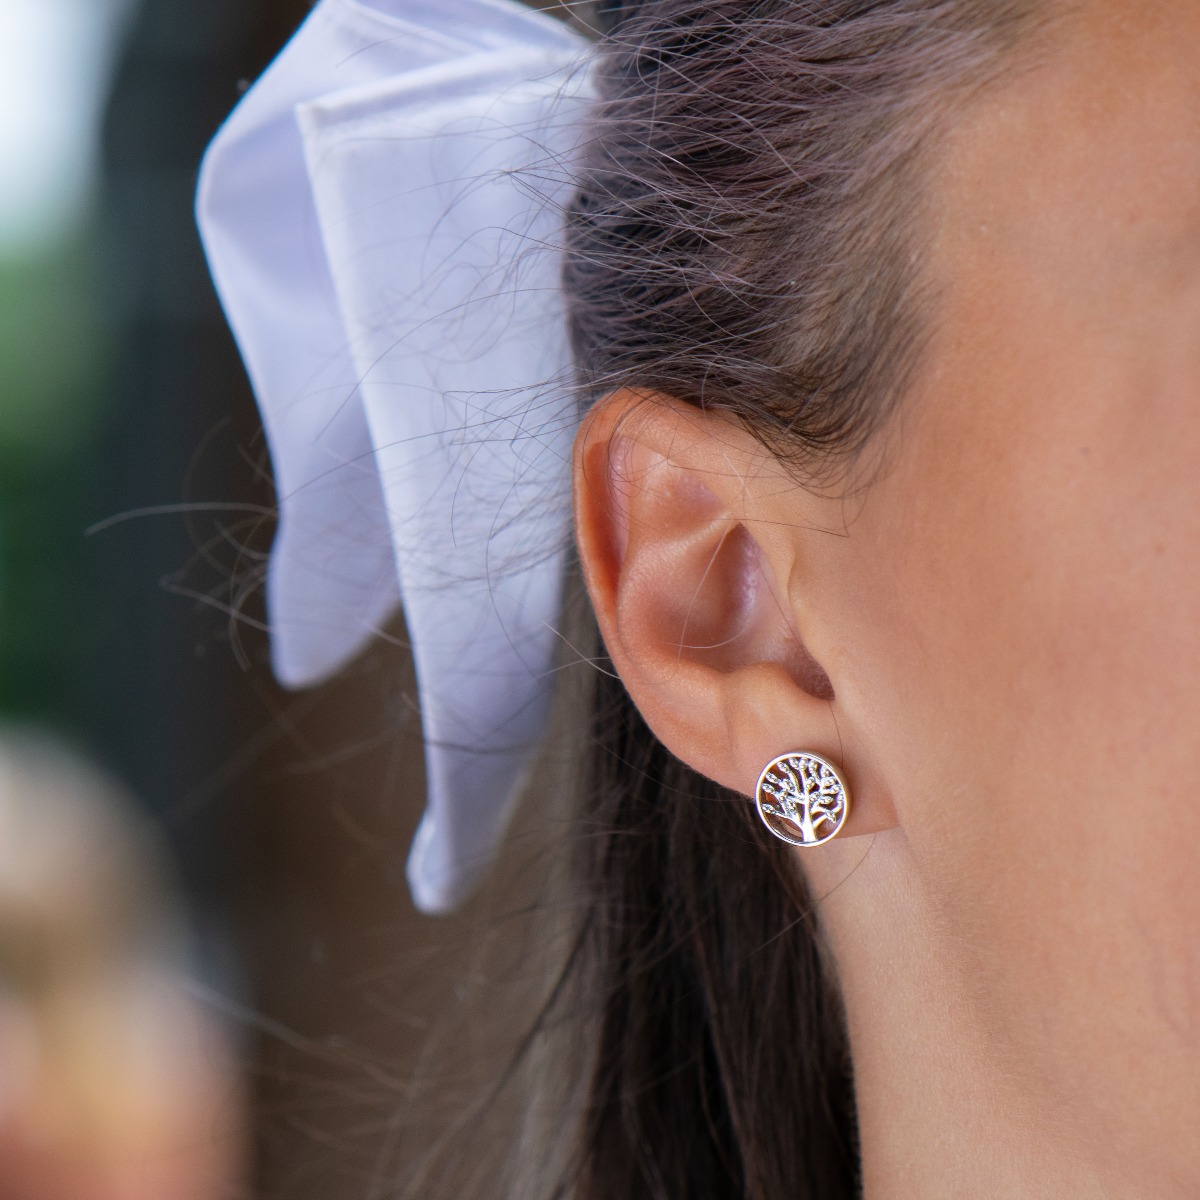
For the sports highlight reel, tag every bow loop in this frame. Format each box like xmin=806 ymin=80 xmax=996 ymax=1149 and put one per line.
xmin=198 ymin=0 xmax=592 ymax=911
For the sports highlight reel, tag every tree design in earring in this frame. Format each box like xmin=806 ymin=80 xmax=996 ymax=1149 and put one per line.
xmin=755 ymin=752 xmax=850 ymax=847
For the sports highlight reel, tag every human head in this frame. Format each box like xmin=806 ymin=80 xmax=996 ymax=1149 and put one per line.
xmin=568 ymin=0 xmax=1200 ymax=1194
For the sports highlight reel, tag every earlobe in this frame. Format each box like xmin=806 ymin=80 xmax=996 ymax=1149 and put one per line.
xmin=572 ymin=390 xmax=897 ymax=840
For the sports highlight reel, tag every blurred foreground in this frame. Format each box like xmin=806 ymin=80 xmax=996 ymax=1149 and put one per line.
xmin=0 ymin=734 xmax=244 ymax=1200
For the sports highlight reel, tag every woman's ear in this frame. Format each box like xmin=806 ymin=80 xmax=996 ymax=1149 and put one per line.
xmin=573 ymin=389 xmax=896 ymax=839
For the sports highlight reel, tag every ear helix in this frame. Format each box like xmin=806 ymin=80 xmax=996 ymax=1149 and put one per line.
xmin=755 ymin=751 xmax=851 ymax=847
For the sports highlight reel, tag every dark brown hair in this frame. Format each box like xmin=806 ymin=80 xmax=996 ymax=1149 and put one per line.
xmin=543 ymin=2 xmax=1045 ymax=1198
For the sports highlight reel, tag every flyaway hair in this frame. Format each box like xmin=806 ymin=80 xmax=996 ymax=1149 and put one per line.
xmin=198 ymin=0 xmax=592 ymax=912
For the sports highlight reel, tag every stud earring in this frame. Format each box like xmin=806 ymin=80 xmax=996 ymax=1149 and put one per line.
xmin=755 ymin=751 xmax=850 ymax=847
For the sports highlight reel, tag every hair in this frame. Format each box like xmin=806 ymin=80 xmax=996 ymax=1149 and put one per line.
xmin=529 ymin=2 xmax=1048 ymax=1199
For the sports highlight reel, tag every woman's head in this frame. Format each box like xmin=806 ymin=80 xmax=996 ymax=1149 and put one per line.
xmin=566 ymin=0 xmax=1043 ymax=466
xmin=567 ymin=0 xmax=1200 ymax=1193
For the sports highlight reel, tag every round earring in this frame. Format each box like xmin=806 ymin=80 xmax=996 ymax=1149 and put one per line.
xmin=755 ymin=751 xmax=850 ymax=847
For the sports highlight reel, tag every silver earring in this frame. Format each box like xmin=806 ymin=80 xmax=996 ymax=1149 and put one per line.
xmin=755 ymin=751 xmax=850 ymax=847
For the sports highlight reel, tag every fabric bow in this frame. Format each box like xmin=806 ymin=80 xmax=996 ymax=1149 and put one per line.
xmin=197 ymin=0 xmax=592 ymax=912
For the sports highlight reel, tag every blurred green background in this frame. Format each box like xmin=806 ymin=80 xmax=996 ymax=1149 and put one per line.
xmin=0 ymin=0 xmax=307 ymax=906
xmin=0 ymin=0 xmax=131 ymax=727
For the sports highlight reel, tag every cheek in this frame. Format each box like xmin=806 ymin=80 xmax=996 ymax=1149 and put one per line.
xmin=839 ymin=290 xmax=1200 ymax=1150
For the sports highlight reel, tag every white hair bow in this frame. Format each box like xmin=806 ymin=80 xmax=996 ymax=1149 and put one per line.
xmin=196 ymin=0 xmax=592 ymax=912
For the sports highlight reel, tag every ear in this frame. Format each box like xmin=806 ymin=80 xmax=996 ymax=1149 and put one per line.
xmin=573 ymin=389 xmax=896 ymax=840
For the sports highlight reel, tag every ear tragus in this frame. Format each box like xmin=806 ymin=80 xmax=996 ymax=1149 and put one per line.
xmin=573 ymin=389 xmax=897 ymax=839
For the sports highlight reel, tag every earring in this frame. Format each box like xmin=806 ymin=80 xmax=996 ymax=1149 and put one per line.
xmin=755 ymin=751 xmax=850 ymax=847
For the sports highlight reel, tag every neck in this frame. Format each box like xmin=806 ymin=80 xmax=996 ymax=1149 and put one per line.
xmin=805 ymin=831 xmax=1119 ymax=1200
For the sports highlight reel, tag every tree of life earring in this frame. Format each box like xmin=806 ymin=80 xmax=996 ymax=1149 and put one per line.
xmin=755 ymin=751 xmax=850 ymax=847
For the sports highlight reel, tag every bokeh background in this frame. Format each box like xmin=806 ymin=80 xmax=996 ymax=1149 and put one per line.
xmin=0 ymin=1 xmax=578 ymax=1196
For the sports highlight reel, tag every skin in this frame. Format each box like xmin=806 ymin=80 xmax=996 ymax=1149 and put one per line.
xmin=573 ymin=2 xmax=1200 ymax=1195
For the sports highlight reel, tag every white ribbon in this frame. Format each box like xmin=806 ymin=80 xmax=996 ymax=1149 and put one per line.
xmin=197 ymin=0 xmax=592 ymax=912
